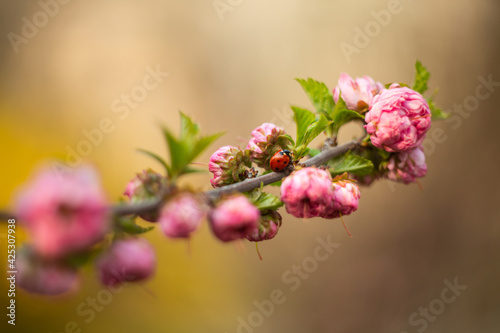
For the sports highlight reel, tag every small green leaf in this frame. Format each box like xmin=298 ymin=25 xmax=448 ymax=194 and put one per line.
xmin=330 ymin=95 xmax=364 ymax=133
xmin=412 ymin=60 xmax=430 ymax=94
xmin=301 ymin=114 xmax=330 ymax=148
xmin=295 ymin=78 xmax=335 ymax=117
xmin=428 ymin=98 xmax=449 ymax=120
xmin=163 ymin=127 xmax=191 ymax=178
xmin=192 ymin=132 xmax=225 ymax=161
xmin=252 ymin=192 xmax=284 ymax=211
xmin=118 ymin=216 xmax=155 ymax=235
xmin=291 ymin=106 xmax=316 ymax=146
xmin=137 ymin=148 xmax=170 ymax=175
xmin=328 ymin=153 xmax=374 ymax=176
xmin=308 ymin=148 xmax=321 ymax=157
xmin=179 ymin=111 xmax=200 ymax=140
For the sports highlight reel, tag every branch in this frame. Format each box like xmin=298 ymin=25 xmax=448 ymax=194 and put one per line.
xmin=0 ymin=139 xmax=361 ymax=220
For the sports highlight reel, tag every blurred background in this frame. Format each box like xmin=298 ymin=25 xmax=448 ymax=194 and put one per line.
xmin=1 ymin=0 xmax=499 ymax=332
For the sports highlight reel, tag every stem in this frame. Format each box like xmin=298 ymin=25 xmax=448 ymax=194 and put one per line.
xmin=0 ymin=139 xmax=361 ymax=220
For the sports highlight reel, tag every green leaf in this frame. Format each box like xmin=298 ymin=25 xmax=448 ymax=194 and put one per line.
xmin=118 ymin=216 xmax=155 ymax=235
xmin=428 ymin=97 xmax=450 ymax=120
xmin=301 ymin=114 xmax=330 ymax=148
xmin=328 ymin=153 xmax=374 ymax=176
xmin=163 ymin=127 xmax=191 ymax=178
xmin=179 ymin=111 xmax=200 ymax=141
xmin=136 ymin=148 xmax=170 ymax=175
xmin=251 ymin=192 xmax=284 ymax=211
xmin=308 ymin=148 xmax=321 ymax=157
xmin=295 ymin=78 xmax=335 ymax=117
xmin=291 ymin=106 xmax=316 ymax=146
xmin=412 ymin=60 xmax=430 ymax=94
xmin=191 ymin=132 xmax=225 ymax=161
xmin=330 ymin=95 xmax=364 ymax=134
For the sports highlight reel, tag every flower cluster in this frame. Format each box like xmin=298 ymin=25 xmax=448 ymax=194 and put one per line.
xmin=8 ymin=61 xmax=443 ymax=297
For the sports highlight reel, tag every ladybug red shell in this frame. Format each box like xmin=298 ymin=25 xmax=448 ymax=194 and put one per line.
xmin=270 ymin=150 xmax=292 ymax=172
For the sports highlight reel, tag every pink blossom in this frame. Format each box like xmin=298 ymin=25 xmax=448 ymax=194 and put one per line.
xmin=16 ymin=249 xmax=80 ymax=295
xmin=385 ymin=146 xmax=427 ymax=184
xmin=365 ymin=84 xmax=431 ymax=152
xmin=280 ymin=167 xmax=336 ymax=218
xmin=208 ymin=146 xmax=252 ymax=188
xmin=124 ymin=169 xmax=167 ymax=222
xmin=96 ymin=238 xmax=156 ymax=287
xmin=246 ymin=211 xmax=282 ymax=242
xmin=247 ymin=123 xmax=284 ymax=154
xmin=14 ymin=165 xmax=109 ymax=259
xmin=321 ymin=177 xmax=361 ymax=219
xmin=159 ymin=193 xmax=206 ymax=238
xmin=333 ymin=73 xmax=384 ymax=111
xmin=208 ymin=195 xmax=260 ymax=242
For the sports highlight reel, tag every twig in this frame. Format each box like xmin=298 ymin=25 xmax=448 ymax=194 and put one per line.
xmin=0 ymin=139 xmax=361 ymax=220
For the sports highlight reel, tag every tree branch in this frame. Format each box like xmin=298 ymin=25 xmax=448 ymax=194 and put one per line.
xmin=0 ymin=139 xmax=361 ymax=220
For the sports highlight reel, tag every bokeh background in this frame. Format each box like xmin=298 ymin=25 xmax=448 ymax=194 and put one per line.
xmin=1 ymin=0 xmax=500 ymax=332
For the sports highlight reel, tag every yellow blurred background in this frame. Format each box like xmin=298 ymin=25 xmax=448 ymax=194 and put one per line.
xmin=1 ymin=0 xmax=500 ymax=332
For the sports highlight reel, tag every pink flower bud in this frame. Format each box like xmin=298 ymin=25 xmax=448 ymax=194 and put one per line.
xmin=209 ymin=146 xmax=252 ymax=188
xmin=124 ymin=169 xmax=168 ymax=222
xmin=246 ymin=123 xmax=291 ymax=169
xmin=385 ymin=146 xmax=427 ymax=184
xmin=280 ymin=167 xmax=336 ymax=218
xmin=16 ymin=249 xmax=80 ymax=295
xmin=246 ymin=211 xmax=282 ymax=242
xmin=320 ymin=175 xmax=361 ymax=219
xmin=159 ymin=193 xmax=206 ymax=239
xmin=208 ymin=195 xmax=260 ymax=242
xmin=333 ymin=73 xmax=384 ymax=111
xmin=14 ymin=165 xmax=109 ymax=259
xmin=365 ymin=84 xmax=431 ymax=152
xmin=96 ymin=238 xmax=156 ymax=287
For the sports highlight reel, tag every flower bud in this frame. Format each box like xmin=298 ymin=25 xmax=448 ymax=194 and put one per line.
xmin=208 ymin=195 xmax=260 ymax=242
xmin=365 ymin=84 xmax=431 ymax=152
xmin=384 ymin=146 xmax=427 ymax=184
xmin=280 ymin=167 xmax=336 ymax=218
xmin=333 ymin=73 xmax=384 ymax=112
xmin=209 ymin=146 xmax=253 ymax=188
xmin=16 ymin=249 xmax=80 ymax=295
xmin=320 ymin=174 xmax=361 ymax=219
xmin=124 ymin=169 xmax=168 ymax=222
xmin=246 ymin=211 xmax=282 ymax=242
xmin=246 ymin=123 xmax=292 ymax=169
xmin=159 ymin=193 xmax=206 ymax=239
xmin=14 ymin=165 xmax=109 ymax=259
xmin=96 ymin=238 xmax=156 ymax=287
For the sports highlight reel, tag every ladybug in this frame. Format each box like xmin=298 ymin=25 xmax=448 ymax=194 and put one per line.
xmin=270 ymin=150 xmax=293 ymax=172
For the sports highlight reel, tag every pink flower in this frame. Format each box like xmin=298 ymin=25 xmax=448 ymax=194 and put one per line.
xmin=159 ymin=193 xmax=206 ymax=238
xmin=333 ymin=73 xmax=384 ymax=111
xmin=16 ymin=249 xmax=80 ymax=295
xmin=124 ymin=169 xmax=167 ymax=222
xmin=246 ymin=123 xmax=291 ymax=168
xmin=96 ymin=238 xmax=156 ymax=287
xmin=14 ymin=165 xmax=109 ymax=259
xmin=208 ymin=195 xmax=260 ymax=242
xmin=321 ymin=175 xmax=361 ymax=219
xmin=385 ymin=146 xmax=427 ymax=184
xmin=209 ymin=146 xmax=252 ymax=188
xmin=365 ymin=84 xmax=431 ymax=152
xmin=246 ymin=211 xmax=282 ymax=242
xmin=280 ymin=167 xmax=336 ymax=218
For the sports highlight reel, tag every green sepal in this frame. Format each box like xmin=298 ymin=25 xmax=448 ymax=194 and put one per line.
xmin=116 ymin=216 xmax=155 ymax=235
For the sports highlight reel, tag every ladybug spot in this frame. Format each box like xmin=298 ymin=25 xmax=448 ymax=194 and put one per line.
xmin=277 ymin=159 xmax=281 ymax=162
